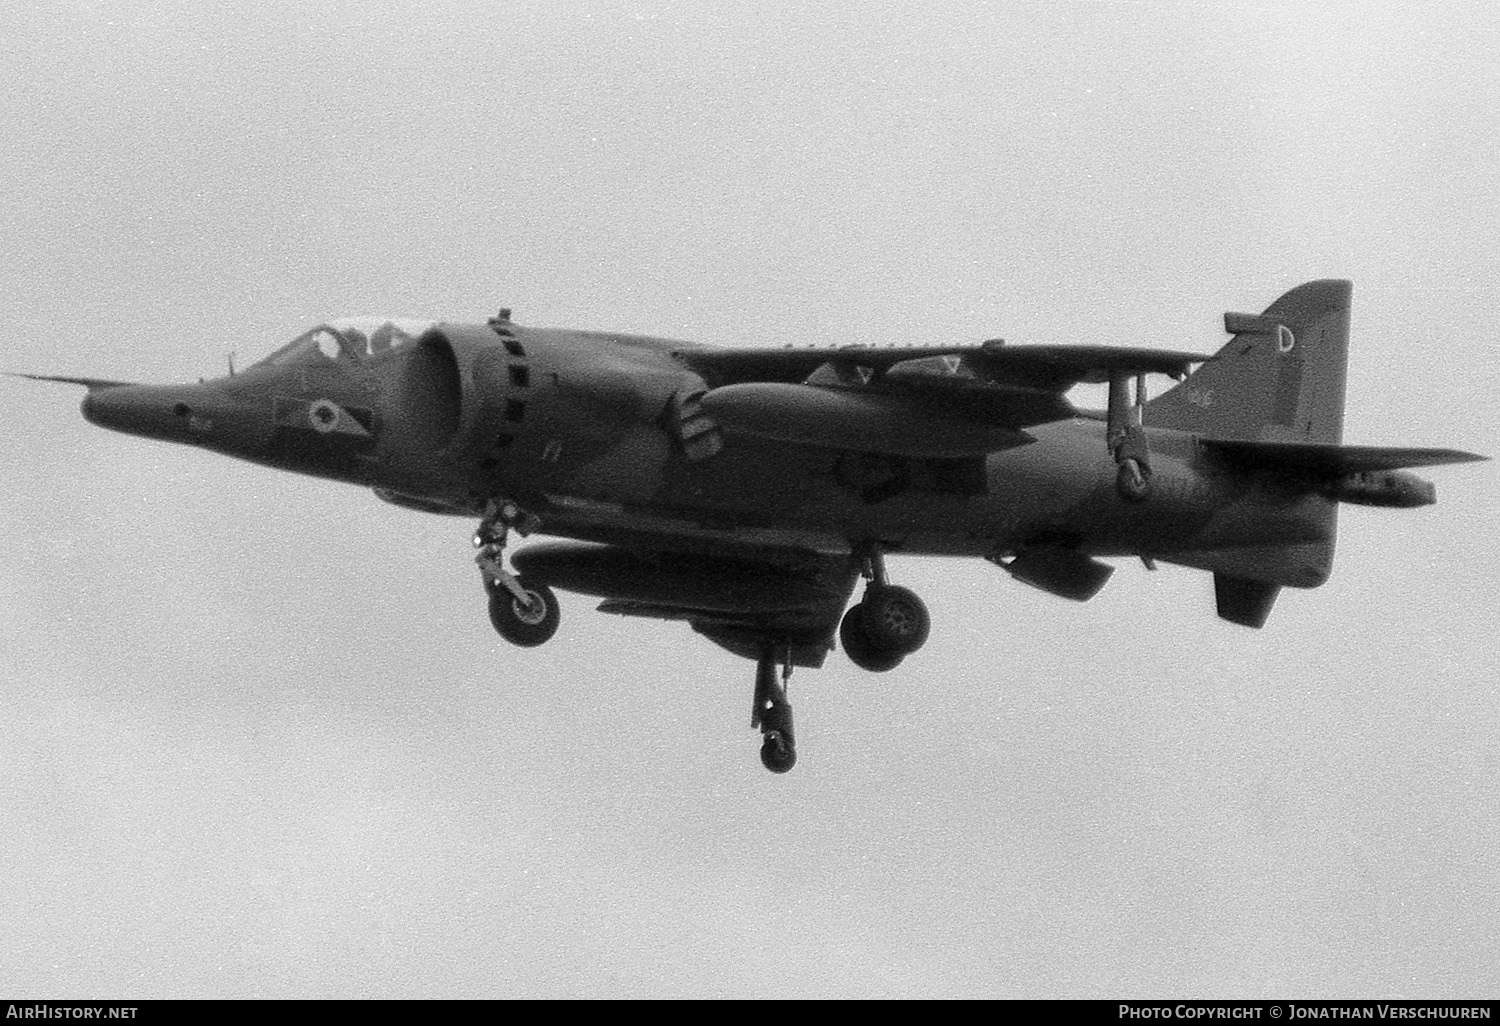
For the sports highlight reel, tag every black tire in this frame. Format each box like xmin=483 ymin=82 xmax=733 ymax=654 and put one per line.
xmin=760 ymin=734 xmax=797 ymax=773
xmin=839 ymin=603 xmax=905 ymax=672
xmin=487 ymin=577 xmax=560 ymax=647
xmin=859 ymin=585 xmax=931 ymax=656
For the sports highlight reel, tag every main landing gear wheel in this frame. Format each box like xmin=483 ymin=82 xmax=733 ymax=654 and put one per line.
xmin=859 ymin=585 xmax=930 ymax=654
xmin=486 ymin=576 xmax=559 ymax=647
xmin=839 ymin=603 xmax=905 ymax=673
xmin=841 ymin=549 xmax=932 ymax=672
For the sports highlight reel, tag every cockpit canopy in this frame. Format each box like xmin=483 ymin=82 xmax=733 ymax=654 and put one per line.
xmin=255 ymin=317 xmax=436 ymax=367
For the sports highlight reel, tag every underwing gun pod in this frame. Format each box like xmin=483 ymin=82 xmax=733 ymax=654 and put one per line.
xmin=17 ymin=282 xmax=1485 ymax=773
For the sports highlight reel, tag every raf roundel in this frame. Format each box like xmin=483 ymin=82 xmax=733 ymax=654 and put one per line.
xmin=309 ymin=399 xmax=341 ymax=433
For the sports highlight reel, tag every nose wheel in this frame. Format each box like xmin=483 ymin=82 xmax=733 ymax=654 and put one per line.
xmin=474 ymin=499 xmax=559 ymax=647
xmin=485 ymin=575 xmax=560 ymax=647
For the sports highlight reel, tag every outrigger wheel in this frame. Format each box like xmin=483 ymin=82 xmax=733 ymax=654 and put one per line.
xmin=1108 ymin=370 xmax=1153 ymax=503
xmin=753 ymin=645 xmax=796 ymax=773
xmin=1115 ymin=453 xmax=1151 ymax=503
xmin=761 ymin=731 xmax=795 ymax=774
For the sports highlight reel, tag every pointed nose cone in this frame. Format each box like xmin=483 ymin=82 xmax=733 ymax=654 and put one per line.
xmin=81 ymin=385 xmax=152 ymax=435
xmin=80 ymin=382 xmax=265 ymax=452
xmin=81 ymin=384 xmax=196 ymax=440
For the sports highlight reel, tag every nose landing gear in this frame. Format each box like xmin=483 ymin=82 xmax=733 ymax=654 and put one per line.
xmin=474 ymin=499 xmax=559 ymax=647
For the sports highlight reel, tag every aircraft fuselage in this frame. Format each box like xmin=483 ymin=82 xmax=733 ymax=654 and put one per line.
xmin=47 ymin=278 xmax=1482 ymax=772
xmin=78 ymin=322 xmax=1333 ymax=583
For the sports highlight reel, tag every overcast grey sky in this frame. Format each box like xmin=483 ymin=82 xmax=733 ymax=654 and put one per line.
xmin=3 ymin=0 xmax=1497 ymax=998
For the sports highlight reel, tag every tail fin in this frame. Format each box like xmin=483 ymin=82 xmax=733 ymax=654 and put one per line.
xmin=1147 ymin=279 xmax=1351 ymax=443
xmin=1150 ymin=280 xmax=1353 ymax=624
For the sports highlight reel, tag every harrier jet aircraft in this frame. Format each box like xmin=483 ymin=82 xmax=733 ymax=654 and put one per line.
xmin=17 ymin=280 xmax=1485 ymax=772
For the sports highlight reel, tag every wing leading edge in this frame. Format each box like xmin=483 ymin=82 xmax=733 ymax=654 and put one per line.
xmin=676 ymin=341 xmax=1211 ymax=391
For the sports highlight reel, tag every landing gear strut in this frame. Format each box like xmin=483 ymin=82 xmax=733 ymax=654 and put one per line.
xmin=474 ymin=500 xmax=559 ymax=647
xmin=839 ymin=548 xmax=930 ymax=672
xmin=752 ymin=643 xmax=796 ymax=773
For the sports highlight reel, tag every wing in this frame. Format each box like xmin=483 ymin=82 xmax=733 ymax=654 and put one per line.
xmin=510 ymin=541 xmax=860 ymax=668
xmin=675 ymin=341 xmax=1211 ymax=390
xmin=678 ymin=342 xmax=1213 ymax=457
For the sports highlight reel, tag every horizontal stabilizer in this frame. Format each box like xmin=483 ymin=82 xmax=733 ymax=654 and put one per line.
xmin=1201 ymin=438 xmax=1487 ymax=474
